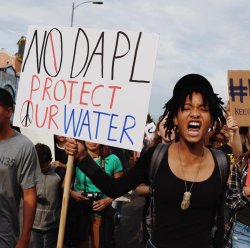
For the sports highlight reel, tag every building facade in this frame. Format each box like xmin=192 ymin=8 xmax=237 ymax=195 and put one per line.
xmin=0 ymin=66 xmax=19 ymax=101
xmin=0 ymin=36 xmax=25 ymax=101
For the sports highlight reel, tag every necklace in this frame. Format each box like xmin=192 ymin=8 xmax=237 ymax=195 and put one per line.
xmin=178 ymin=144 xmax=204 ymax=210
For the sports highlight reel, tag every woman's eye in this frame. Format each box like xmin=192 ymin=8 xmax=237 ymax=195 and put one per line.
xmin=200 ymin=106 xmax=209 ymax=111
xmin=183 ymin=106 xmax=190 ymax=110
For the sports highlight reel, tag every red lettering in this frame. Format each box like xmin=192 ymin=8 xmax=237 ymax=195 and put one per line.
xmin=30 ymin=74 xmax=40 ymax=100
xmin=91 ymin=84 xmax=104 ymax=107
xmin=35 ymin=104 xmax=48 ymax=128
xmin=54 ymin=80 xmax=67 ymax=101
xmin=80 ymin=82 xmax=92 ymax=105
xmin=108 ymin=86 xmax=122 ymax=109
xmin=48 ymin=105 xmax=59 ymax=129
xmin=67 ymin=80 xmax=78 ymax=104
xmin=42 ymin=77 xmax=52 ymax=101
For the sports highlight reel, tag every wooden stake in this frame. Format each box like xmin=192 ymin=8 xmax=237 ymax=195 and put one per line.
xmin=57 ymin=155 xmax=74 ymax=248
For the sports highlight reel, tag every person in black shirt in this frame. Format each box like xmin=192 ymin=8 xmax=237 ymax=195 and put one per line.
xmin=65 ymin=74 xmax=229 ymax=248
xmin=54 ymin=135 xmax=67 ymax=167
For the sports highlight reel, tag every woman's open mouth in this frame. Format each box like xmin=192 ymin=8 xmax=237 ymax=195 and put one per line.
xmin=187 ymin=121 xmax=201 ymax=136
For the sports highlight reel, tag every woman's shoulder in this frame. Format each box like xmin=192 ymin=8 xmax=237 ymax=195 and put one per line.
xmin=105 ymin=153 xmax=120 ymax=162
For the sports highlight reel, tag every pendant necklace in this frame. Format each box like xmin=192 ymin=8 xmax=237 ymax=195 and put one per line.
xmin=178 ymin=144 xmax=204 ymax=210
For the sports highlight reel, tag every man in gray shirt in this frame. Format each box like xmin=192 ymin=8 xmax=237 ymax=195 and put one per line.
xmin=0 ymin=88 xmax=39 ymax=248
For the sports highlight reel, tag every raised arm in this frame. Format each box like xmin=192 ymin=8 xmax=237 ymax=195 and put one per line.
xmin=226 ymin=111 xmax=242 ymax=157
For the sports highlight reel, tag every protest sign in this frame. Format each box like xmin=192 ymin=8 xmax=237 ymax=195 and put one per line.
xmin=13 ymin=26 xmax=159 ymax=151
xmin=145 ymin=122 xmax=156 ymax=141
xmin=228 ymin=70 xmax=250 ymax=126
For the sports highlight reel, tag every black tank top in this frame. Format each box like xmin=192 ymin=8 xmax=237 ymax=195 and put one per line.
xmin=152 ymin=154 xmax=221 ymax=248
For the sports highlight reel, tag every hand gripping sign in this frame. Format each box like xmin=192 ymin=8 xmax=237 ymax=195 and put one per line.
xmin=13 ymin=26 xmax=159 ymax=248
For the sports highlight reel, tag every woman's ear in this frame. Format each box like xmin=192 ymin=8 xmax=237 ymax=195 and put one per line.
xmin=173 ymin=116 xmax=178 ymax=126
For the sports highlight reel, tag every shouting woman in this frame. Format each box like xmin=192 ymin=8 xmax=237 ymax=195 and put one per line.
xmin=66 ymin=74 xmax=229 ymax=248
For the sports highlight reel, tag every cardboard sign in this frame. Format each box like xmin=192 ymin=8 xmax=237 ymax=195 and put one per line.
xmin=228 ymin=70 xmax=250 ymax=126
xmin=13 ymin=26 xmax=159 ymax=151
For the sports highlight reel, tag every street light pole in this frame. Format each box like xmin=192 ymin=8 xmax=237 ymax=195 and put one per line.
xmin=57 ymin=2 xmax=104 ymax=248
xmin=70 ymin=1 xmax=103 ymax=27
xmin=71 ymin=2 xmax=75 ymax=27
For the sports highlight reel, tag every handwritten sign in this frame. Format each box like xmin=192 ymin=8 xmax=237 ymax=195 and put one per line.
xmin=145 ymin=122 xmax=156 ymax=141
xmin=228 ymin=70 xmax=250 ymax=127
xmin=13 ymin=26 xmax=159 ymax=151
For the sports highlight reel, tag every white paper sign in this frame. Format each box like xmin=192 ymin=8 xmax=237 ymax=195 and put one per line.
xmin=14 ymin=26 xmax=159 ymax=151
xmin=145 ymin=122 xmax=156 ymax=141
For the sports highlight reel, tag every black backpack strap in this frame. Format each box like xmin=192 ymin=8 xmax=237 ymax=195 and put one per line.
xmin=209 ymin=148 xmax=229 ymax=244
xmin=149 ymin=143 xmax=169 ymax=192
xmin=210 ymin=148 xmax=229 ymax=186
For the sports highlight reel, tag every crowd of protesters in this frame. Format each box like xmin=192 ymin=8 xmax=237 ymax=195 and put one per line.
xmin=0 ymin=73 xmax=250 ymax=248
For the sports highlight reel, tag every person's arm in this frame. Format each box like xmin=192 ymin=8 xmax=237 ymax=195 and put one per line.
xmin=78 ymin=151 xmax=153 ymax=198
xmin=55 ymin=166 xmax=66 ymax=182
xmin=227 ymin=115 xmax=242 ymax=157
xmin=16 ymin=187 xmax=37 ymax=248
xmin=93 ymin=170 xmax=123 ymax=211
xmin=230 ymin=128 xmax=242 ymax=157
xmin=135 ymin=184 xmax=150 ymax=197
xmin=52 ymin=161 xmax=66 ymax=168
xmin=65 ymin=140 xmax=154 ymax=199
xmin=16 ymin=141 xmax=40 ymax=248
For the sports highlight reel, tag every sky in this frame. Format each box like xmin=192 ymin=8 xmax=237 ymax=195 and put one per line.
xmin=1 ymin=0 xmax=250 ymax=121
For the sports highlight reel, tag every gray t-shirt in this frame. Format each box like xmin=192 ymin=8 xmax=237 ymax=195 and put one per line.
xmin=0 ymin=131 xmax=39 ymax=247
xmin=33 ymin=166 xmax=62 ymax=231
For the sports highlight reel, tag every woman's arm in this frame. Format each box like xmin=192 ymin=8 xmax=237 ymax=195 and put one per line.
xmin=227 ymin=116 xmax=242 ymax=157
xmin=65 ymin=140 xmax=154 ymax=199
xmin=135 ymin=184 xmax=150 ymax=197
xmin=77 ymin=150 xmax=153 ymax=198
xmin=93 ymin=167 xmax=124 ymax=212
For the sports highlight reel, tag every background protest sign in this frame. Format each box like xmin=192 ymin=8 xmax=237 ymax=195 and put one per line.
xmin=228 ymin=70 xmax=250 ymax=127
xmin=14 ymin=26 xmax=159 ymax=151
xmin=145 ymin=122 xmax=156 ymax=141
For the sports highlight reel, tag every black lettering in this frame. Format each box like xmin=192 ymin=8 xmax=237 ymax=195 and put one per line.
xmin=43 ymin=28 xmax=63 ymax=77
xmin=111 ymin=32 xmax=130 ymax=80
xmin=22 ymin=30 xmax=47 ymax=74
xmin=129 ymin=32 xmax=150 ymax=84
xmin=70 ymin=28 xmax=89 ymax=78
xmin=83 ymin=32 xmax=104 ymax=78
